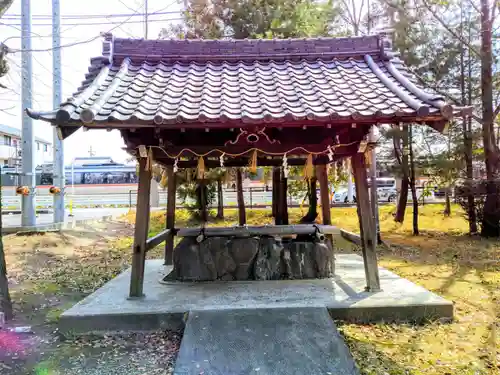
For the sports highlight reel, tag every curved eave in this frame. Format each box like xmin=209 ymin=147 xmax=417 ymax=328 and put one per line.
xmin=25 ymin=109 xmax=454 ymax=134
xmin=26 ymin=108 xmax=58 ymax=122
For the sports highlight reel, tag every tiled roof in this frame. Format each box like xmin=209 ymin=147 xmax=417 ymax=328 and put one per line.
xmin=27 ymin=34 xmax=468 ymax=132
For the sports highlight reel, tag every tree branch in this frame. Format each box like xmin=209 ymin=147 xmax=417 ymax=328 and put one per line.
xmin=472 ymin=114 xmax=483 ymax=123
xmin=466 ymin=0 xmax=483 ymax=15
xmin=420 ymin=0 xmax=481 ymax=56
xmin=340 ymin=0 xmax=358 ymax=34
xmin=412 ymin=70 xmax=461 ymax=105
xmin=0 ymin=0 xmax=15 ymax=18
xmin=491 ymin=0 xmax=498 ymax=23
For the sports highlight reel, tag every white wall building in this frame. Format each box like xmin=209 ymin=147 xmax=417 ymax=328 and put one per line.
xmin=0 ymin=124 xmax=52 ymax=168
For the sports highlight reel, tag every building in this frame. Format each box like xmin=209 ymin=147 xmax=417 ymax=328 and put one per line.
xmin=0 ymin=124 xmax=53 ymax=167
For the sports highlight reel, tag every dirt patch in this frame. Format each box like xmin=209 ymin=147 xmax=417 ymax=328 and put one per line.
xmin=2 ymin=220 xmax=181 ymax=375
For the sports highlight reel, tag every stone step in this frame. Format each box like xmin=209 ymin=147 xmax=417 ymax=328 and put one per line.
xmin=174 ymin=307 xmax=360 ymax=375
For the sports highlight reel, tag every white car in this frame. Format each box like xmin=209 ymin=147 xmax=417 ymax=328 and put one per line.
xmin=332 ymin=188 xmax=397 ymax=203
xmin=332 ymin=178 xmax=398 ymax=203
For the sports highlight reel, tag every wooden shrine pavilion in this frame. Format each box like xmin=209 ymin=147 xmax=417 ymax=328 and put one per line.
xmin=27 ymin=33 xmax=469 ymax=298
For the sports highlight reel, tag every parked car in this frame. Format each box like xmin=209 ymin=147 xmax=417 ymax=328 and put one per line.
xmin=332 ymin=178 xmax=398 ymax=203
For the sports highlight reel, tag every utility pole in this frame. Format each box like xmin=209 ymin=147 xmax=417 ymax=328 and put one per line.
xmin=144 ymin=0 xmax=148 ymax=39
xmin=21 ymin=0 xmax=36 ymax=227
xmin=88 ymin=146 xmax=95 ymax=157
xmin=52 ymin=0 xmax=65 ymax=224
xmin=366 ymin=0 xmax=381 ymax=243
xmin=0 ymin=166 xmax=13 ymax=321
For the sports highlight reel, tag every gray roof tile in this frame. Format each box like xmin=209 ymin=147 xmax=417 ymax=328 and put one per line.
xmin=27 ymin=35 xmax=463 ymax=131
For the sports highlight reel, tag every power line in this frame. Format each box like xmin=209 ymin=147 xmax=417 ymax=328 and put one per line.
xmin=1 ymin=22 xmax=82 ymax=44
xmin=2 ymin=17 xmax=183 ymax=27
xmin=2 ymin=10 xmax=181 ymax=20
xmin=6 ymin=0 xmax=148 ymax=53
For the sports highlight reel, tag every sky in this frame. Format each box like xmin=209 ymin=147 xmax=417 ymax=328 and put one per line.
xmin=0 ymin=0 xmax=184 ymax=165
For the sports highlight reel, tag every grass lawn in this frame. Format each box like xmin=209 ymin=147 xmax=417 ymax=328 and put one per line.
xmin=124 ymin=203 xmax=499 ymax=375
xmin=3 ymin=222 xmax=179 ymax=375
xmin=2 ymin=204 xmax=497 ymax=374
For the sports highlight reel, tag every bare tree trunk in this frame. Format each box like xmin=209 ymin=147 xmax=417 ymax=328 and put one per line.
xmin=444 ymin=187 xmax=451 ymax=217
xmin=480 ymin=0 xmax=500 ymax=237
xmin=409 ymin=125 xmax=419 ymax=235
xmin=0 ymin=166 xmax=13 ymax=320
xmin=460 ymin=5 xmax=477 ymax=233
xmin=300 ymin=176 xmax=318 ymax=223
xmin=395 ymin=125 xmax=409 ymax=223
xmin=216 ymin=178 xmax=224 ymax=219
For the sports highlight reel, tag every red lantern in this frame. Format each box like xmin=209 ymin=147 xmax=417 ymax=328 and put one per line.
xmin=49 ymin=186 xmax=61 ymax=194
xmin=16 ymin=186 xmax=29 ymax=196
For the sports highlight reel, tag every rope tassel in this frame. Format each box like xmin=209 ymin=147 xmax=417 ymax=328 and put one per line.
xmin=160 ymin=169 xmax=167 ymax=188
xmin=365 ymin=150 xmax=373 ymax=168
xmin=304 ymin=153 xmax=314 ymax=180
xmin=197 ymin=156 xmax=205 ymax=179
xmin=249 ymin=150 xmax=257 ymax=173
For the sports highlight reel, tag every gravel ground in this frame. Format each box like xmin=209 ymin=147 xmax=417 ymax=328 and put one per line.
xmin=1 ymin=329 xmax=182 ymax=375
xmin=2 ymin=221 xmax=183 ymax=375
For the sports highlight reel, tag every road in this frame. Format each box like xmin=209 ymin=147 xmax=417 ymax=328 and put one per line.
xmin=1 ymin=190 xmax=278 ymax=210
xmin=2 ymin=208 xmax=130 ymax=228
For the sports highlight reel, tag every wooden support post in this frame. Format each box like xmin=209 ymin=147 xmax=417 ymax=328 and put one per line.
xmin=129 ymin=157 xmax=152 ymax=298
xmin=316 ymin=164 xmax=331 ymax=225
xmin=216 ymin=178 xmax=224 ymax=219
xmin=352 ymin=153 xmax=381 ymax=292
xmin=164 ymin=166 xmax=176 ymax=265
xmin=279 ymin=168 xmax=289 ymax=225
xmin=272 ymin=167 xmax=280 ymax=218
xmin=236 ymin=168 xmax=246 ymax=225
xmin=199 ymin=179 xmax=208 ymax=223
xmin=317 ymin=164 xmax=334 ymax=274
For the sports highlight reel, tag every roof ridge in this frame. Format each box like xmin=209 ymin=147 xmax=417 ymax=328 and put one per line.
xmin=107 ymin=34 xmax=385 ymax=63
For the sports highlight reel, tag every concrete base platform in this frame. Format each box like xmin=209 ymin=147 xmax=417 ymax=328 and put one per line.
xmin=174 ymin=308 xmax=359 ymax=375
xmin=60 ymin=254 xmax=453 ymax=334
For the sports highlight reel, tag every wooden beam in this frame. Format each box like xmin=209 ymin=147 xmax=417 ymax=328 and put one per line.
xmin=352 ymin=153 xmax=381 ymax=292
xmin=279 ymin=168 xmax=289 ymax=225
xmin=236 ymin=168 xmax=246 ymax=225
xmin=176 ymin=224 xmax=338 ymax=237
xmin=146 ymin=229 xmax=171 ymax=252
xmin=164 ymin=166 xmax=176 ymax=265
xmin=142 ymin=155 xmax=349 ymax=168
xmin=129 ymin=157 xmax=152 ymax=298
xmin=316 ymin=164 xmax=331 ymax=225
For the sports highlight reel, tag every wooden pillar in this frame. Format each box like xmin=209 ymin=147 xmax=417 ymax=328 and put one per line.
xmin=129 ymin=157 xmax=152 ymax=298
xmin=279 ymin=168 xmax=289 ymax=225
xmin=236 ymin=168 xmax=246 ymax=225
xmin=316 ymin=164 xmax=331 ymax=225
xmin=272 ymin=167 xmax=280 ymax=218
xmin=199 ymin=179 xmax=208 ymax=222
xmin=317 ymin=164 xmax=334 ymax=274
xmin=216 ymin=178 xmax=224 ymax=219
xmin=164 ymin=166 xmax=176 ymax=266
xmin=352 ymin=153 xmax=381 ymax=292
